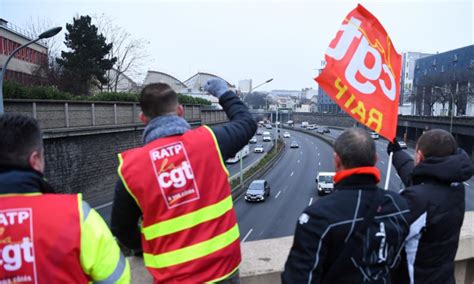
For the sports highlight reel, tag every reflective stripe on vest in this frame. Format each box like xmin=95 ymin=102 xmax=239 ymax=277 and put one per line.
xmin=142 ymin=195 xmax=234 ymax=240
xmin=143 ymin=223 xmax=240 ymax=269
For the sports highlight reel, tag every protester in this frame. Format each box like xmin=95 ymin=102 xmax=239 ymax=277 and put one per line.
xmin=388 ymin=129 xmax=474 ymax=283
xmin=0 ymin=113 xmax=129 ymax=283
xmin=282 ymin=128 xmax=410 ymax=283
xmin=111 ymin=79 xmax=257 ymax=283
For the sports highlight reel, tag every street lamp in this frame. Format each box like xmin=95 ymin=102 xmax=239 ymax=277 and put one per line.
xmin=239 ymin=78 xmax=273 ymax=188
xmin=433 ymin=86 xmax=454 ymax=133
xmin=0 ymin=26 xmax=62 ymax=114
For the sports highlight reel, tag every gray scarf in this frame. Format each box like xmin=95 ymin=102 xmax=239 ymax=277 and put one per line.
xmin=143 ymin=115 xmax=191 ymax=144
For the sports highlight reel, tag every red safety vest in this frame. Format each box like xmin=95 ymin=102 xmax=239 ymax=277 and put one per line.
xmin=119 ymin=126 xmax=241 ymax=283
xmin=0 ymin=193 xmax=88 ymax=283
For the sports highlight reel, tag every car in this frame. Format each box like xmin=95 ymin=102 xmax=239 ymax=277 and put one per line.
xmin=263 ymin=135 xmax=272 ymax=142
xmin=283 ymin=132 xmax=291 ymax=138
xmin=254 ymin=144 xmax=264 ymax=153
xmin=256 ymin=129 xmax=263 ymax=135
xmin=262 ymin=131 xmax=271 ymax=136
xmin=370 ymin=131 xmax=379 ymax=140
xmin=249 ymin=136 xmax=257 ymax=144
xmin=307 ymin=124 xmax=317 ymax=130
xmin=316 ymin=172 xmax=336 ymax=196
xmin=244 ymin=180 xmax=271 ymax=202
xmin=290 ymin=141 xmax=299 ymax=148
xmin=398 ymin=140 xmax=408 ymax=149
xmin=316 ymin=128 xmax=325 ymax=134
xmin=323 ymin=128 xmax=330 ymax=133
xmin=265 ymin=124 xmax=273 ymax=129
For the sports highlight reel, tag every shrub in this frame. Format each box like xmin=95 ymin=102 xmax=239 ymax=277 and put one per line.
xmin=3 ymin=81 xmax=212 ymax=105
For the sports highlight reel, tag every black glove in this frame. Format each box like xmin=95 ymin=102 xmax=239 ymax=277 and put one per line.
xmin=387 ymin=138 xmax=402 ymax=155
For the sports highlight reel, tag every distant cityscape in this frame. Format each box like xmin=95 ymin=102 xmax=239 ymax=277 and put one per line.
xmin=1 ymin=17 xmax=473 ymax=116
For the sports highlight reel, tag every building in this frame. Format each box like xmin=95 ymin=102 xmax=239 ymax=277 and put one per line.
xmin=270 ymin=89 xmax=303 ymax=99
xmin=143 ymin=70 xmax=187 ymax=92
xmin=238 ymin=79 xmax=252 ymax=93
xmin=413 ymin=45 xmax=474 ymax=116
xmin=183 ymin=72 xmax=235 ymax=92
xmin=400 ymin=51 xmax=432 ymax=105
xmin=316 ymin=61 xmax=343 ymax=114
xmin=0 ymin=18 xmax=48 ymax=85
xmin=103 ymin=68 xmax=139 ymax=93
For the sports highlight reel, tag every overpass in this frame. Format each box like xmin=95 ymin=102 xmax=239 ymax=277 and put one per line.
xmin=259 ymin=111 xmax=474 ymax=157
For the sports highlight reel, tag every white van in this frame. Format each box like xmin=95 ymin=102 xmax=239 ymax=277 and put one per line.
xmin=226 ymin=145 xmax=250 ymax=164
xmin=316 ymin=172 xmax=336 ymax=196
xmin=301 ymin=121 xmax=309 ymax=128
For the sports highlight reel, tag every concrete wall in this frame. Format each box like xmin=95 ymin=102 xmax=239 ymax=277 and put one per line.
xmin=4 ymin=99 xmax=227 ymax=206
xmin=128 ymin=213 xmax=474 ymax=283
xmin=292 ymin=112 xmax=355 ymax=127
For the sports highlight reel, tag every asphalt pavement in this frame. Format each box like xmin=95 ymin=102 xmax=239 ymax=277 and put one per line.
xmin=235 ymin=127 xmax=474 ymax=243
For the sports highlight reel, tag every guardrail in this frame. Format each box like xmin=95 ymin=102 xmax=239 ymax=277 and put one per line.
xmin=230 ymin=139 xmax=285 ymax=200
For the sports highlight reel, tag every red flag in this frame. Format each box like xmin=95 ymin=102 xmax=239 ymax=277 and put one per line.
xmin=315 ymin=4 xmax=401 ymax=141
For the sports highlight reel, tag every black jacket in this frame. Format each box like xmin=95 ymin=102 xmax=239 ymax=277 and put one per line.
xmin=0 ymin=167 xmax=54 ymax=194
xmin=391 ymin=149 xmax=474 ymax=284
xmin=111 ymin=91 xmax=257 ymax=249
xmin=282 ymin=172 xmax=410 ymax=284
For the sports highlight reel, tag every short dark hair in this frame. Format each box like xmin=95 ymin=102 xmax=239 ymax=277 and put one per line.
xmin=0 ymin=114 xmax=43 ymax=168
xmin=334 ymin=128 xmax=376 ymax=169
xmin=140 ymin=83 xmax=179 ymax=118
xmin=417 ymin=129 xmax=456 ymax=158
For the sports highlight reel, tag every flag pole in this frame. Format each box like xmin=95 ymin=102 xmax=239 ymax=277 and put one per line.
xmin=384 ymin=151 xmax=393 ymax=190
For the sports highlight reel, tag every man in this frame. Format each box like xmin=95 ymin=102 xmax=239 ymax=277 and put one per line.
xmin=111 ymin=79 xmax=257 ymax=283
xmin=0 ymin=114 xmax=129 ymax=283
xmin=282 ymin=128 xmax=410 ymax=283
xmin=388 ymin=129 xmax=474 ymax=283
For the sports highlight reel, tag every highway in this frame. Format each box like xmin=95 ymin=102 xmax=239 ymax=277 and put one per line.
xmin=235 ymin=127 xmax=474 ymax=243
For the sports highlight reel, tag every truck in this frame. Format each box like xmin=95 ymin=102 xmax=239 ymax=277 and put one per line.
xmin=316 ymin=172 xmax=336 ymax=196
xmin=301 ymin=121 xmax=309 ymax=128
xmin=226 ymin=145 xmax=250 ymax=164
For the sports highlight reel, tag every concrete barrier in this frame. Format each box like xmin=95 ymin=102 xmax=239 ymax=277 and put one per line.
xmin=128 ymin=212 xmax=474 ymax=284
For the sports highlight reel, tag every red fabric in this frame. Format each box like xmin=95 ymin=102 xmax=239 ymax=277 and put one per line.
xmin=315 ymin=4 xmax=401 ymax=141
xmin=0 ymin=194 xmax=88 ymax=283
xmin=334 ymin=166 xmax=381 ymax=184
xmin=120 ymin=126 xmax=240 ymax=283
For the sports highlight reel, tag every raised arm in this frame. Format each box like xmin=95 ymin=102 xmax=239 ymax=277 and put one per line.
xmin=204 ymin=79 xmax=257 ymax=160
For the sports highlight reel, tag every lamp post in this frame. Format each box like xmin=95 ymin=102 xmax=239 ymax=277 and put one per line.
xmin=0 ymin=26 xmax=62 ymax=114
xmin=239 ymin=78 xmax=273 ymax=188
xmin=433 ymin=86 xmax=454 ymax=133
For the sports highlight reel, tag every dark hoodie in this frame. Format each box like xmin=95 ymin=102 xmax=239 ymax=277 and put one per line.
xmin=391 ymin=149 xmax=474 ymax=284
xmin=0 ymin=166 xmax=55 ymax=195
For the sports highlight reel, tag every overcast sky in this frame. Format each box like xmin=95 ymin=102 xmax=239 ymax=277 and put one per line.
xmin=2 ymin=0 xmax=473 ymax=90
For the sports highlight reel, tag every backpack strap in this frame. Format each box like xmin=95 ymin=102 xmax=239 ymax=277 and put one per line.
xmin=322 ymin=189 xmax=385 ymax=284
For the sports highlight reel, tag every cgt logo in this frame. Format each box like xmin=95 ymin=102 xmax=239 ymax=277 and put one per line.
xmin=150 ymin=142 xmax=200 ymax=208
xmin=0 ymin=208 xmax=37 ymax=282
xmin=327 ymin=16 xmax=396 ymax=101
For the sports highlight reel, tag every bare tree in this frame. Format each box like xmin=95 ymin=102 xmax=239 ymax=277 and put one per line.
xmin=23 ymin=17 xmax=64 ymax=85
xmin=24 ymin=17 xmax=63 ymax=60
xmin=93 ymin=14 xmax=149 ymax=92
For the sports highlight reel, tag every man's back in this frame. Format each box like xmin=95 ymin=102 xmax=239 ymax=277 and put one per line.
xmin=283 ymin=180 xmax=410 ymax=283
xmin=391 ymin=147 xmax=472 ymax=283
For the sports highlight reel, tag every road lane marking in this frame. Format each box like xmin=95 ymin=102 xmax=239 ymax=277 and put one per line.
xmin=298 ymin=160 xmax=300 ymax=163
xmin=290 ymin=171 xmax=294 ymax=177
xmin=300 ymin=151 xmax=303 ymax=155
xmin=380 ymin=161 xmax=385 ymax=165
xmin=275 ymin=190 xmax=282 ymax=199
xmin=309 ymin=197 xmax=313 ymax=206
xmin=318 ymin=153 xmax=320 ymax=156
xmin=464 ymin=182 xmax=471 ymax=186
xmin=242 ymin=229 xmax=253 ymax=243
xmin=94 ymin=201 xmax=112 ymax=210
xmin=319 ymin=162 xmax=321 ymax=166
